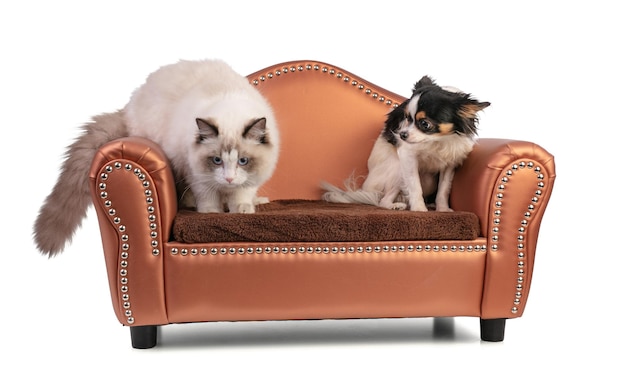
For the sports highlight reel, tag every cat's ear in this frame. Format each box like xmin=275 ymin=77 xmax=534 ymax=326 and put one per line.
xmin=196 ymin=118 xmax=219 ymax=143
xmin=243 ymin=118 xmax=268 ymax=144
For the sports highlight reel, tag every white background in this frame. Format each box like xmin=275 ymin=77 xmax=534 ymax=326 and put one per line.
xmin=2 ymin=1 xmax=624 ymax=383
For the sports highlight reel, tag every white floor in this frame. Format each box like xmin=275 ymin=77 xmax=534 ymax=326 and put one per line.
xmin=6 ymin=310 xmax=620 ymax=384
xmin=5 ymin=228 xmax=622 ymax=384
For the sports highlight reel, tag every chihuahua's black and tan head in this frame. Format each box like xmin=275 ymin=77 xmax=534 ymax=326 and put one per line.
xmin=383 ymin=76 xmax=490 ymax=145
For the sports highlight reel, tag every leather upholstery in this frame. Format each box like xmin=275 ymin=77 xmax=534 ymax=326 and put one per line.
xmin=88 ymin=60 xmax=556 ymax=330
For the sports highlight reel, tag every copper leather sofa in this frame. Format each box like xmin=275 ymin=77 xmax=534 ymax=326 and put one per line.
xmin=88 ymin=60 xmax=556 ymax=348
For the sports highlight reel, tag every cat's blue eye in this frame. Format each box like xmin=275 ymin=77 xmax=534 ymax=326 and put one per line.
xmin=212 ymin=156 xmax=223 ymax=165
xmin=238 ymin=157 xmax=249 ymax=166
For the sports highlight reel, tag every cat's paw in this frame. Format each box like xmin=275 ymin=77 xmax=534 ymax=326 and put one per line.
xmin=436 ymin=206 xmax=454 ymax=212
xmin=236 ymin=203 xmax=256 ymax=214
xmin=254 ymin=196 xmax=270 ymax=205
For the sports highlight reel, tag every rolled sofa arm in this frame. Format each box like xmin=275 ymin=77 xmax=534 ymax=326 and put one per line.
xmin=451 ymin=138 xmax=556 ymax=318
xmin=88 ymin=136 xmax=178 ymax=326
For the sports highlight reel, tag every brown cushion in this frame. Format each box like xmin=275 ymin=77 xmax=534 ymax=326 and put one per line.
xmin=171 ymin=199 xmax=480 ymax=243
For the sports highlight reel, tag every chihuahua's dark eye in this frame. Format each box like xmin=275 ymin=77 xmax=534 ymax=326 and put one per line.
xmin=417 ymin=119 xmax=431 ymax=131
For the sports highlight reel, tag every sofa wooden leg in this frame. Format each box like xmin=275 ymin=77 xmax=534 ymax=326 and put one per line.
xmin=480 ymin=318 xmax=506 ymax=342
xmin=130 ymin=325 xmax=158 ymax=349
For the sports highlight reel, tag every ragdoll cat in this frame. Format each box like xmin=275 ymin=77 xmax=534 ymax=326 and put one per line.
xmin=33 ymin=59 xmax=280 ymax=257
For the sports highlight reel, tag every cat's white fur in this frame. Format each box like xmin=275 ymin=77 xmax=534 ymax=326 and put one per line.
xmin=125 ymin=59 xmax=279 ymax=213
xmin=33 ymin=59 xmax=279 ymax=257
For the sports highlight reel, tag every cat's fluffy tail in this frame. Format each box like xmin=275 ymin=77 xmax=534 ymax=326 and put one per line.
xmin=33 ymin=110 xmax=128 ymax=257
xmin=320 ymin=180 xmax=382 ymax=207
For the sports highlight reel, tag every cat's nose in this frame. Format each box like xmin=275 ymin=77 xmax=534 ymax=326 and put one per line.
xmin=225 ymin=177 xmax=234 ymax=183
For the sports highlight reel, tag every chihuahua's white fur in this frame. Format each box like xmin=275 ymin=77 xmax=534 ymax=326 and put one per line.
xmin=322 ymin=86 xmax=479 ymax=212
xmin=363 ymin=118 xmax=475 ymax=211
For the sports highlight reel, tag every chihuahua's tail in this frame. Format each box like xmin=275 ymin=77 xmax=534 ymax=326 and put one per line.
xmin=320 ymin=179 xmax=383 ymax=207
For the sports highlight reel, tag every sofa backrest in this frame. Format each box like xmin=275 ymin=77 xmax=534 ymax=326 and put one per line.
xmin=247 ymin=61 xmax=406 ymax=200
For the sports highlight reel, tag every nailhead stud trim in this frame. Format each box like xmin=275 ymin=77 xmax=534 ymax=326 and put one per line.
xmin=250 ymin=62 xmax=399 ymax=108
xmin=100 ymin=161 xmax=161 ymax=325
xmin=169 ymin=243 xmax=487 ymax=256
xmin=491 ymin=160 xmax=546 ymax=314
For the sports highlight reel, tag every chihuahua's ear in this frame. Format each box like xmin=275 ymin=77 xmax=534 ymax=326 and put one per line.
xmin=413 ymin=75 xmax=436 ymax=93
xmin=457 ymin=98 xmax=491 ymax=136
xmin=461 ymin=98 xmax=491 ymax=117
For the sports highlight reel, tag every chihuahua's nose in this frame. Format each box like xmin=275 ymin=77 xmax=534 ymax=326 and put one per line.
xmin=400 ymin=131 xmax=409 ymax=140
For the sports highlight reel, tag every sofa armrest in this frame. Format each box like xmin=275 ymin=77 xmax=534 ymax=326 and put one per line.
xmin=451 ymin=138 xmax=556 ymax=234
xmin=452 ymin=138 xmax=556 ymax=318
xmin=88 ymin=136 xmax=178 ymax=326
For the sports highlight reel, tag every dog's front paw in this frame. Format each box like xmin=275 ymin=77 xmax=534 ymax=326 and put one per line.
xmin=409 ymin=203 xmax=429 ymax=212
xmin=435 ymin=201 xmax=453 ymax=212
xmin=390 ymin=202 xmax=407 ymax=210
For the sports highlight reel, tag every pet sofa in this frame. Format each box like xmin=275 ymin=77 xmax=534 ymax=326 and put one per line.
xmin=88 ymin=60 xmax=556 ymax=348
